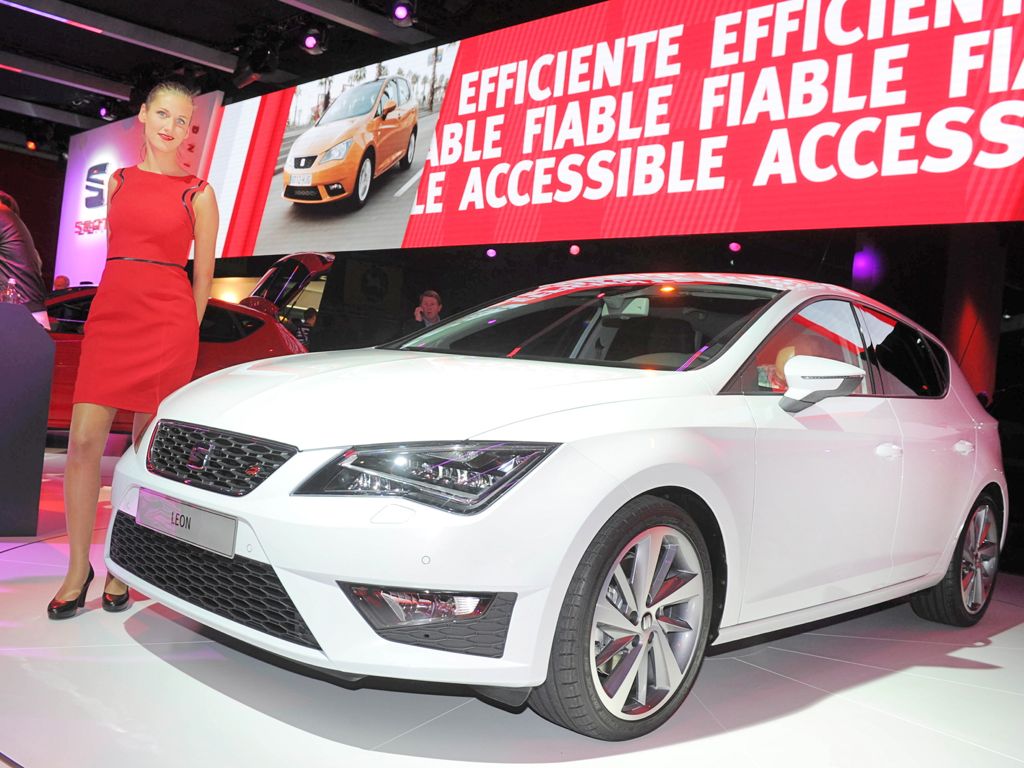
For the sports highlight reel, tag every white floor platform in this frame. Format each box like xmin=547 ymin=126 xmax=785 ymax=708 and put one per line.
xmin=2 ymin=466 xmax=1024 ymax=767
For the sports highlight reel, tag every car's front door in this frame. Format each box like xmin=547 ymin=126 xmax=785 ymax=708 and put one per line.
xmin=374 ymin=79 xmax=404 ymax=170
xmin=729 ymin=299 xmax=902 ymax=623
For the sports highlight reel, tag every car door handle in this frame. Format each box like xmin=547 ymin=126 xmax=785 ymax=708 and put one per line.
xmin=953 ymin=440 xmax=975 ymax=456
xmin=875 ymin=443 xmax=902 ymax=460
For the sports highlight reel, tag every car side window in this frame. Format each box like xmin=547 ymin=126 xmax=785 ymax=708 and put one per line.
xmin=48 ymin=295 xmax=93 ymax=334
xmin=858 ymin=307 xmax=945 ymax=397
xmin=730 ymin=299 xmax=873 ymax=395
xmin=199 ymin=305 xmax=242 ymax=343
xmin=380 ymin=80 xmax=399 ymax=114
xmin=398 ymin=77 xmax=410 ymax=104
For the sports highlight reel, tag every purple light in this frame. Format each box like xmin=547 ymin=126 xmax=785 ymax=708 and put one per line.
xmin=487 ymin=319 xmax=497 ymax=325
xmin=99 ymin=106 xmax=108 ymax=117
xmin=852 ymin=246 xmax=884 ymax=288
xmin=728 ymin=241 xmax=742 ymax=253
xmin=304 ymin=34 xmax=318 ymax=49
xmin=392 ymin=4 xmax=410 ymax=20
xmin=485 ymin=248 xmax=497 ymax=258
xmin=568 ymin=244 xmax=581 ymax=256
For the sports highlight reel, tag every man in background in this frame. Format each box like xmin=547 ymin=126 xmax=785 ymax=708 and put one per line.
xmin=413 ymin=290 xmax=442 ymax=327
xmin=0 ymin=191 xmax=49 ymax=328
xmin=294 ymin=307 xmax=317 ymax=347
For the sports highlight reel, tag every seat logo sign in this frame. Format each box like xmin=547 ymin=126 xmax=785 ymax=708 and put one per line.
xmin=186 ymin=442 xmax=213 ymax=471
xmin=84 ymin=162 xmax=108 ymax=209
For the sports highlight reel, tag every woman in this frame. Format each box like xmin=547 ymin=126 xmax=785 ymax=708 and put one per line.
xmin=47 ymin=81 xmax=219 ymax=619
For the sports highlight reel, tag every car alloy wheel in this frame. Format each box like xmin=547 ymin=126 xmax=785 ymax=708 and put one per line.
xmin=529 ymin=495 xmax=712 ymax=740
xmin=590 ymin=524 xmax=706 ymax=720
xmin=911 ymin=493 xmax=1001 ymax=626
xmin=960 ymin=501 xmax=999 ymax=614
xmin=354 ymin=155 xmax=373 ymax=208
xmin=399 ymin=131 xmax=416 ymax=170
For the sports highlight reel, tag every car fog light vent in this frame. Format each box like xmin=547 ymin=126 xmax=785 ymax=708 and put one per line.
xmin=343 ymin=584 xmax=493 ymax=628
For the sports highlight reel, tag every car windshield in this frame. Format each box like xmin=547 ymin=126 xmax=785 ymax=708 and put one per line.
xmin=319 ymin=81 xmax=382 ymax=123
xmin=388 ymin=279 xmax=780 ymax=371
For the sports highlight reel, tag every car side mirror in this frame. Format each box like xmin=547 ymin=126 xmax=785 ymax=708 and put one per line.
xmin=382 ymin=99 xmax=398 ymax=117
xmin=780 ymin=355 xmax=865 ymax=413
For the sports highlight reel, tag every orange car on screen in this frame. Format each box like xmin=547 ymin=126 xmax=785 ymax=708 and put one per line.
xmin=283 ymin=77 xmax=418 ymax=208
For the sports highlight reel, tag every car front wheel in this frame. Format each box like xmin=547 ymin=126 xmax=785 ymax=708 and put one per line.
xmin=911 ymin=494 xmax=1001 ymax=626
xmin=352 ymin=155 xmax=373 ymax=208
xmin=529 ymin=495 xmax=713 ymax=740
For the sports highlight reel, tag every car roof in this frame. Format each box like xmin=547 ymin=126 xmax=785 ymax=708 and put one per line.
xmin=504 ymin=273 xmax=862 ymax=304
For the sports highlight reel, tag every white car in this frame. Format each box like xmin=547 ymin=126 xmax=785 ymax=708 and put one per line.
xmin=106 ymin=273 xmax=1006 ymax=740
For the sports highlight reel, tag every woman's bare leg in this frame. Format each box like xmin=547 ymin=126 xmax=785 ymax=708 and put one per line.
xmin=55 ymin=402 xmax=116 ymax=600
xmin=102 ymin=411 xmax=154 ymax=596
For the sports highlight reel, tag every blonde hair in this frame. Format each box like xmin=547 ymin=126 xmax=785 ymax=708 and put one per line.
xmin=145 ymin=81 xmax=195 ymax=108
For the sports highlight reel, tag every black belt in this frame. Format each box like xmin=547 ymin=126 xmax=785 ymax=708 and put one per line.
xmin=107 ymin=257 xmax=185 ymax=270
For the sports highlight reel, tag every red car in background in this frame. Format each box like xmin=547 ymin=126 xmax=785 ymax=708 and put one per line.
xmin=46 ymin=252 xmax=334 ymax=432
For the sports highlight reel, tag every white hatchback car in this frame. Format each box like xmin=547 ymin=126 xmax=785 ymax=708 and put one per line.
xmin=106 ymin=273 xmax=1007 ymax=740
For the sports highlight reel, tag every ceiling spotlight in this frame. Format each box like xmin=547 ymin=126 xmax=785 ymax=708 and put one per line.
xmin=25 ymin=138 xmax=38 ymax=151
xmin=99 ymin=101 xmax=119 ymax=121
xmin=232 ymin=38 xmax=281 ymax=89
xmin=390 ymin=0 xmax=416 ymax=27
xmin=301 ymin=26 xmax=327 ymax=55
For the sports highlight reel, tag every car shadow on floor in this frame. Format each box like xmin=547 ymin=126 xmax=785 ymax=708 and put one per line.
xmin=121 ymin=582 xmax=1024 ymax=762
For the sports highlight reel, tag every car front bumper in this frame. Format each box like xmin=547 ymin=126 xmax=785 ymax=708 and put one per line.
xmin=104 ymin=435 xmax=606 ymax=689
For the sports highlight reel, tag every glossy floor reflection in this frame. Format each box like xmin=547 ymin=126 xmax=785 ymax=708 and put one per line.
xmin=2 ymin=461 xmax=1023 ymax=767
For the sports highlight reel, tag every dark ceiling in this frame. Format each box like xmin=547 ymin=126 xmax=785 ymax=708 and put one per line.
xmin=0 ymin=0 xmax=599 ymax=156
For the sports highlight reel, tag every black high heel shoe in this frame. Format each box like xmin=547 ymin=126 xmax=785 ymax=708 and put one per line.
xmin=102 ymin=579 xmax=131 ymax=612
xmin=47 ymin=564 xmax=94 ymax=620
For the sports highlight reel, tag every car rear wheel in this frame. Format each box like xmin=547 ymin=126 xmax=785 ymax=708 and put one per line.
xmin=399 ymin=130 xmax=416 ymax=171
xmin=352 ymin=155 xmax=373 ymax=208
xmin=911 ymin=494 xmax=1000 ymax=626
xmin=529 ymin=495 xmax=712 ymax=740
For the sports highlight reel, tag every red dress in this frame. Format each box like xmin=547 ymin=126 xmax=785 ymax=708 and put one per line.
xmin=73 ymin=166 xmax=209 ymax=414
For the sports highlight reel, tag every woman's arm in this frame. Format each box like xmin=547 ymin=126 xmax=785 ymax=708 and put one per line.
xmin=105 ymin=172 xmax=120 ymax=248
xmin=191 ymin=184 xmax=219 ymax=323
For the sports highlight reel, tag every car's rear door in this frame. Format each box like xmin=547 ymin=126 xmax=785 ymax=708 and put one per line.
xmin=857 ymin=305 xmax=978 ymax=582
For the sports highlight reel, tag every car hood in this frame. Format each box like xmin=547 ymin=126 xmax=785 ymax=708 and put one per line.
xmin=159 ymin=349 xmax=711 ymax=449
xmin=291 ymin=120 xmax=361 ymax=156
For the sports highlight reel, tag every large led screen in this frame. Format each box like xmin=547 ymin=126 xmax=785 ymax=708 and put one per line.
xmin=61 ymin=0 xmax=1024 ymax=264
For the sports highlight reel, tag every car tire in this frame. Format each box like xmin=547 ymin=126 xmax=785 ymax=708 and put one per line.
xmin=911 ymin=494 xmax=1001 ymax=626
xmin=529 ymin=494 xmax=713 ymax=740
xmin=352 ymin=154 xmax=374 ymax=209
xmin=399 ymin=130 xmax=416 ymax=171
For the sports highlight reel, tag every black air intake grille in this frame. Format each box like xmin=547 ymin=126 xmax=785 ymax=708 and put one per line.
xmin=110 ymin=511 xmax=320 ymax=650
xmin=147 ymin=420 xmax=296 ymax=497
xmin=285 ymin=185 xmax=322 ymax=200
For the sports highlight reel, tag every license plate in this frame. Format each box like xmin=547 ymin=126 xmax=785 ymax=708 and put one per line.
xmin=136 ymin=489 xmax=237 ymax=558
xmin=291 ymin=172 xmax=312 ymax=186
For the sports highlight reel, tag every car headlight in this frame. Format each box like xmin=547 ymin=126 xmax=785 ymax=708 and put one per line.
xmin=321 ymin=139 xmax=352 ymax=163
xmin=294 ymin=441 xmax=558 ymax=514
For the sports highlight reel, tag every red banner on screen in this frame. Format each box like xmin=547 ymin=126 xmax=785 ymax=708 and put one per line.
xmin=402 ymin=0 xmax=1024 ymax=247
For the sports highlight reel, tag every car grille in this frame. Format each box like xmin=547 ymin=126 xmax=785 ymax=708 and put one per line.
xmin=285 ymin=185 xmax=322 ymax=201
xmin=147 ymin=420 xmax=297 ymax=497
xmin=109 ymin=511 xmax=321 ymax=650
xmin=293 ymin=155 xmax=316 ymax=169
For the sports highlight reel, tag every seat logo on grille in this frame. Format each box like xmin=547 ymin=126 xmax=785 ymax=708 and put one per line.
xmin=186 ymin=442 xmax=213 ymax=471
xmin=245 ymin=465 xmax=261 ymax=477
